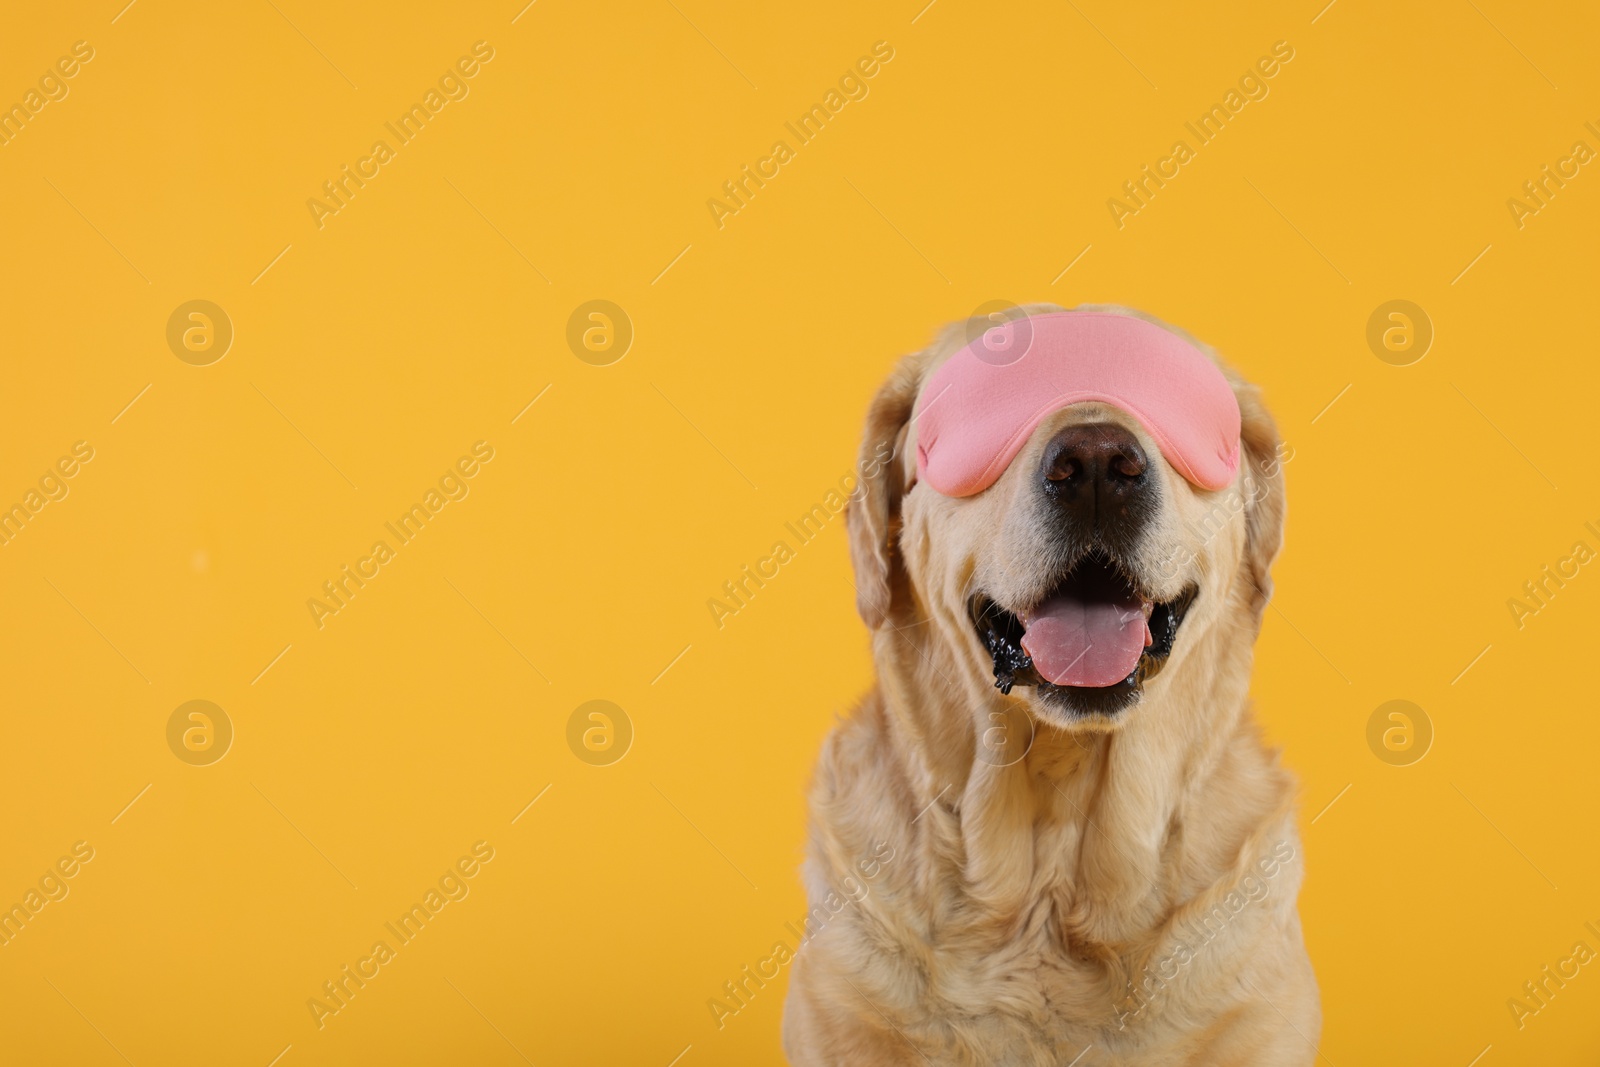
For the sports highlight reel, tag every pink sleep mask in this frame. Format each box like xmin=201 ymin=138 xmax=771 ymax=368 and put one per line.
xmin=913 ymin=311 xmax=1241 ymax=495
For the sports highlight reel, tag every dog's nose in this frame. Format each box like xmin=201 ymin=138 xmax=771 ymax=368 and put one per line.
xmin=1040 ymin=423 xmax=1150 ymax=525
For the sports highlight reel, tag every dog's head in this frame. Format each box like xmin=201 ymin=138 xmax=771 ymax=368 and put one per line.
xmin=848 ymin=304 xmax=1288 ymax=730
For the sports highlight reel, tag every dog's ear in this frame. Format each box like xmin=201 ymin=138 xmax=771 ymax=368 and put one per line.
xmin=1231 ymin=374 xmax=1288 ymax=623
xmin=847 ymin=355 xmax=922 ymax=630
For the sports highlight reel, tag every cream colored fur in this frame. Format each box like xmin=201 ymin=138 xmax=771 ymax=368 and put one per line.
xmin=783 ymin=305 xmax=1319 ymax=1066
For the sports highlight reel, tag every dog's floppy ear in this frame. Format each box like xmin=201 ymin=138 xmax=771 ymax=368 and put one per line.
xmin=1231 ymin=374 xmax=1288 ymax=623
xmin=847 ymin=355 xmax=922 ymax=630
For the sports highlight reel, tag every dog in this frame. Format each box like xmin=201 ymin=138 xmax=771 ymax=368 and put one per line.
xmin=783 ymin=304 xmax=1319 ymax=1065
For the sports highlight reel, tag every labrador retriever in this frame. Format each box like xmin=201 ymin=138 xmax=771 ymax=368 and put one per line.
xmin=783 ymin=304 xmax=1318 ymax=1066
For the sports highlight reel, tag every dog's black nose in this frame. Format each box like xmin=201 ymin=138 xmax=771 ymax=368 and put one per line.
xmin=1040 ymin=423 xmax=1151 ymax=529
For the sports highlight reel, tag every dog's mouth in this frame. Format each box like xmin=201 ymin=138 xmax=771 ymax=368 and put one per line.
xmin=970 ymin=553 xmax=1197 ymax=713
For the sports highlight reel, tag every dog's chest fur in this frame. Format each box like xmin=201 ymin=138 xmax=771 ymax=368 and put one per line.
xmin=842 ymin=814 xmax=1166 ymax=1059
xmin=794 ymin=702 xmax=1302 ymax=1065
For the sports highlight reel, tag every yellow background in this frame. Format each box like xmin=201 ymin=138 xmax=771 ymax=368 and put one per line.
xmin=2 ymin=0 xmax=1597 ymax=1063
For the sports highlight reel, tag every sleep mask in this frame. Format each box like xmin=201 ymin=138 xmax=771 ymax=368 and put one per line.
xmin=913 ymin=311 xmax=1241 ymax=495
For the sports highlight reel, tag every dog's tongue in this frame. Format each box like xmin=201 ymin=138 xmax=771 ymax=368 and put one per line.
xmin=1021 ymin=593 xmax=1152 ymax=688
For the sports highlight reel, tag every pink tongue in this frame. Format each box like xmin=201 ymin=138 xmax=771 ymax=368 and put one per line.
xmin=1021 ymin=594 xmax=1151 ymax=688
